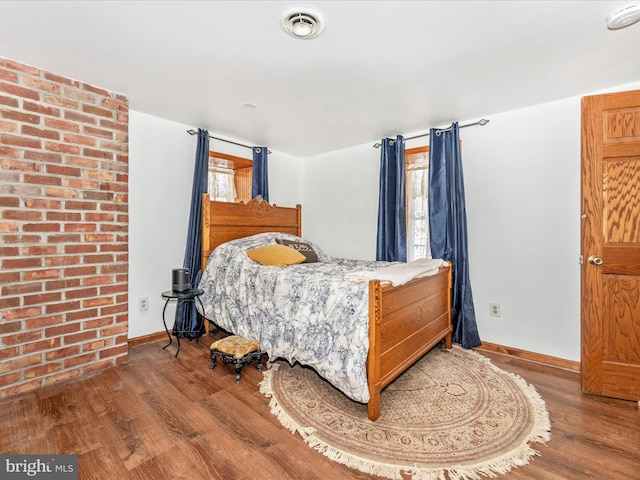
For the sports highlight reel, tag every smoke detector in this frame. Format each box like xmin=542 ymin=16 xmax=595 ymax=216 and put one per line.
xmin=606 ymin=2 xmax=640 ymax=29
xmin=280 ymin=7 xmax=325 ymax=39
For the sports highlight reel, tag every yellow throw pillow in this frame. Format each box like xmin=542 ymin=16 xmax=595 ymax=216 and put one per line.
xmin=246 ymin=243 xmax=306 ymax=266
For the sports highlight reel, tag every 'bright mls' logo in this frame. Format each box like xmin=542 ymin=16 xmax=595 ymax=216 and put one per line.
xmin=1 ymin=455 xmax=78 ymax=479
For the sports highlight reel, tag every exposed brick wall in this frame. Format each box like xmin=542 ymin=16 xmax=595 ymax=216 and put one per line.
xmin=0 ymin=58 xmax=129 ymax=397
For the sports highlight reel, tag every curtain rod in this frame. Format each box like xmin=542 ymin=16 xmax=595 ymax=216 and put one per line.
xmin=187 ymin=129 xmax=271 ymax=154
xmin=372 ymin=119 xmax=490 ymax=148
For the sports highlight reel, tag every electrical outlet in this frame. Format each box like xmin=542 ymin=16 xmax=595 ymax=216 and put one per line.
xmin=489 ymin=303 xmax=501 ymax=317
xmin=139 ymin=297 xmax=149 ymax=311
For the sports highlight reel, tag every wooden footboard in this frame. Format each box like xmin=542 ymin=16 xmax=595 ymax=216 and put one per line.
xmin=366 ymin=263 xmax=452 ymax=420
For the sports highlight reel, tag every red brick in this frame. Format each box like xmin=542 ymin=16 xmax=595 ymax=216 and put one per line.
xmin=64 ymin=244 xmax=96 ymax=254
xmin=82 ymin=104 xmax=112 ymax=118
xmin=101 ymin=98 xmax=128 ymax=111
xmin=63 ymin=266 xmax=96 ymax=277
xmin=83 ymin=234 xmax=114 ymax=243
xmin=63 ymin=178 xmax=98 ymax=189
xmin=24 ymin=101 xmax=61 ymax=117
xmin=45 ymin=300 xmax=81 ymax=314
xmin=2 ymin=234 xmax=42 ymax=244
xmin=0 ymin=372 xmax=21 ymax=387
xmin=45 ymin=345 xmax=80 ymax=361
xmin=0 ymin=321 xmax=22 ymax=335
xmin=24 ymin=362 xmax=62 ymax=379
xmin=0 ymin=133 xmax=41 ymax=149
xmin=0 ymin=222 xmax=20 ymax=232
xmin=66 ymin=308 xmax=98 ymax=322
xmin=0 ymin=197 xmax=20 ymax=207
xmin=0 ymin=296 xmax=20 ymax=311
xmin=0 ymin=95 xmax=19 ymax=107
xmin=46 ymin=212 xmax=81 ymax=222
xmin=83 ymin=125 xmax=113 ymax=139
xmin=63 ymin=133 xmax=96 ymax=146
xmin=64 ymin=352 xmax=96 ymax=368
xmin=83 ymin=148 xmax=113 ymax=160
xmin=99 ymin=344 xmax=127 ymax=360
xmin=44 ymin=72 xmax=79 ymax=87
xmin=42 ymin=187 xmax=78 ymax=199
xmin=23 ymin=337 xmax=60 ymax=354
xmin=2 ymin=353 xmax=42 ymax=372
xmin=0 ymin=246 xmax=19 ymax=256
xmin=2 ymin=281 xmax=41 ymax=297
xmin=44 ymin=118 xmax=79 ymax=132
xmin=21 ymin=124 xmax=60 ymax=140
xmin=44 ymin=142 xmax=80 ymax=155
xmin=84 ymin=359 xmax=116 ymax=374
xmin=1 ymin=330 xmax=42 ymax=346
xmin=48 ymin=234 xmax=81 ymax=243
xmin=2 ymin=257 xmax=42 ymax=270
xmin=23 ymin=269 xmax=60 ymax=281
xmin=1 ymin=109 xmax=40 ymax=124
xmin=2 ymin=209 xmax=42 ymax=221
xmin=0 ymin=81 xmax=40 ymax=100
xmin=65 ymin=156 xmax=98 ymax=168
xmin=65 ymin=110 xmax=96 ymax=125
xmin=46 ymin=164 xmax=82 ymax=177
xmin=82 ymin=275 xmax=114 ymax=286
xmin=0 ymin=271 xmax=21 ymax=283
xmin=82 ymin=84 xmax=110 ymax=96
xmin=84 ymin=254 xmax=113 ymax=264
xmin=65 ymin=201 xmax=97 ymax=210
xmin=65 ymin=330 xmax=97 ymax=345
xmin=0 ymin=59 xmax=40 ymax=75
xmin=25 ymin=315 xmax=65 ymax=329
xmin=0 ymin=145 xmax=20 ymax=158
xmin=65 ymin=287 xmax=97 ymax=300
xmin=45 ymin=278 xmax=80 ymax=291
xmin=0 ymin=119 xmax=17 ymax=133
xmin=0 ymin=306 xmax=42 ymax=321
xmin=0 ymin=346 xmax=20 ymax=360
xmin=2 ymin=379 xmax=43 ymax=396
xmin=83 ymin=297 xmax=113 ymax=308
xmin=83 ymin=316 xmax=113 ymax=330
xmin=45 ymin=322 xmax=81 ymax=338
xmin=23 ymin=174 xmax=62 ymax=186
xmin=83 ymin=191 xmax=113 ymax=202
xmin=0 ymin=68 xmax=18 ymax=83
xmin=43 ymin=94 xmax=78 ymax=109
xmin=24 ymin=150 xmax=62 ymax=163
xmin=22 ymin=223 xmax=61 ymax=232
xmin=84 ymin=212 xmax=114 ymax=222
xmin=23 ymin=76 xmax=61 ymax=94
xmin=99 ymin=118 xmax=127 ymax=132
xmin=24 ymin=198 xmax=63 ymax=209
xmin=23 ymin=292 xmax=62 ymax=306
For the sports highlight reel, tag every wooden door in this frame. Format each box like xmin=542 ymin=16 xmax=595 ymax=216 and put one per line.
xmin=581 ymin=89 xmax=640 ymax=401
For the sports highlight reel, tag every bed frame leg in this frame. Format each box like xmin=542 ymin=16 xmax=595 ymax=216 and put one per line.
xmin=368 ymin=392 xmax=380 ymax=421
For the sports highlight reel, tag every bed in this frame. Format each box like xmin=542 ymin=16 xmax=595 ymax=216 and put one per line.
xmin=199 ymin=194 xmax=452 ymax=421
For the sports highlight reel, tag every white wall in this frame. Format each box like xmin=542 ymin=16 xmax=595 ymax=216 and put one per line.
xmin=128 ymin=111 xmax=302 ymax=339
xmin=129 ymin=81 xmax=640 ymax=360
xmin=301 ymin=81 xmax=640 ymax=362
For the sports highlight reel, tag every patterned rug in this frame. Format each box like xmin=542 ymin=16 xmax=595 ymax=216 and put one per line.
xmin=259 ymin=345 xmax=550 ymax=480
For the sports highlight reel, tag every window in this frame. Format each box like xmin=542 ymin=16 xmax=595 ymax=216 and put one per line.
xmin=406 ymin=147 xmax=430 ymax=261
xmin=208 ymin=151 xmax=252 ymax=203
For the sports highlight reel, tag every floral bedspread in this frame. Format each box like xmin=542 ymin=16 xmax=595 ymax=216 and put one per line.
xmin=196 ymin=232 xmax=394 ymax=403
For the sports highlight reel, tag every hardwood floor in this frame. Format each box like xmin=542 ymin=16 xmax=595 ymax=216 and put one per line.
xmin=1 ymin=332 xmax=639 ymax=480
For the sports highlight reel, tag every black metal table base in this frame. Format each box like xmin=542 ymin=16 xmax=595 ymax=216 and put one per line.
xmin=161 ymin=289 xmax=206 ymax=357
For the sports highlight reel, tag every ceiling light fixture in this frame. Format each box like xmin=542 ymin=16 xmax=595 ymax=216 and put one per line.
xmin=280 ymin=7 xmax=325 ymax=39
xmin=606 ymin=1 xmax=640 ymax=29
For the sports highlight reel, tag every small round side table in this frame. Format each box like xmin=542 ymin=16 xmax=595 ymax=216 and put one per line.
xmin=161 ymin=288 xmax=205 ymax=357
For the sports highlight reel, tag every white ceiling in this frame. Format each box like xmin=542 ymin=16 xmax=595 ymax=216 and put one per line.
xmin=1 ymin=1 xmax=639 ymax=157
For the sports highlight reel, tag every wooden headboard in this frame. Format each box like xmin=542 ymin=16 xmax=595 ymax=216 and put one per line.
xmin=201 ymin=194 xmax=302 ymax=271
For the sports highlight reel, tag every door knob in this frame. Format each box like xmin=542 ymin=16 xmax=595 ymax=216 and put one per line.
xmin=588 ymin=255 xmax=603 ymax=265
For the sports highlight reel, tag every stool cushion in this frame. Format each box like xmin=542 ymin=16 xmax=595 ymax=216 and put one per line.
xmin=210 ymin=335 xmax=260 ymax=358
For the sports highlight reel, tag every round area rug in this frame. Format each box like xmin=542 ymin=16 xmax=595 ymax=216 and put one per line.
xmin=259 ymin=345 xmax=550 ymax=480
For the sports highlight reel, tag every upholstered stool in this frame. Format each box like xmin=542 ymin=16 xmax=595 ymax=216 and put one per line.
xmin=209 ymin=335 xmax=264 ymax=383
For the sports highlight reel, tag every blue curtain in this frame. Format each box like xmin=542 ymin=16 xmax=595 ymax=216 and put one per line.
xmin=429 ymin=123 xmax=480 ymax=348
xmin=376 ymin=135 xmax=407 ymax=262
xmin=173 ymin=128 xmax=209 ymax=338
xmin=252 ymin=146 xmax=269 ymax=201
